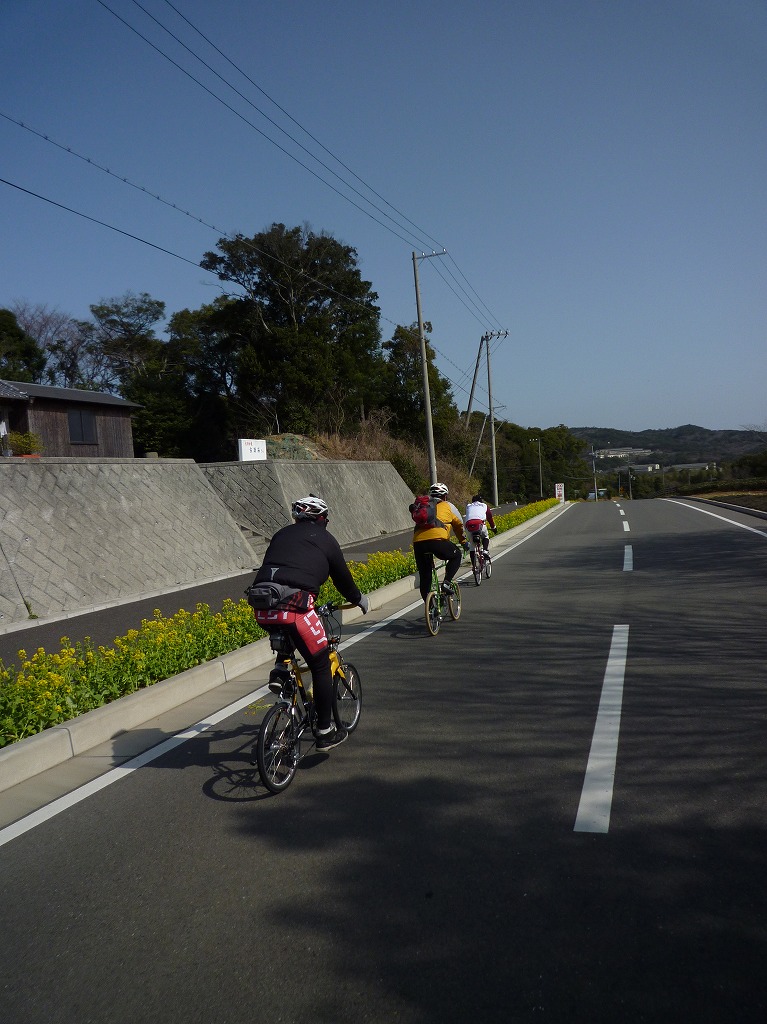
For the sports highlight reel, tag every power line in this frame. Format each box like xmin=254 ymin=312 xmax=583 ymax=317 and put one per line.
xmin=156 ymin=0 xmax=446 ymax=254
xmin=4 ymin=105 xmax=505 ymax=363
xmin=97 ymin=0 xmax=504 ymax=334
xmin=0 ymin=177 xmax=205 ymax=270
xmin=93 ymin=0 xmax=421 ymax=248
xmin=0 ymin=174 xmax=489 ymax=409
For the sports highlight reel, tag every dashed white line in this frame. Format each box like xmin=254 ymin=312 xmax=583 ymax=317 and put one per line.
xmin=622 ymin=521 xmax=630 ymax=532
xmin=574 ymin=624 xmax=630 ymax=834
xmin=623 ymin=545 xmax=633 ymax=571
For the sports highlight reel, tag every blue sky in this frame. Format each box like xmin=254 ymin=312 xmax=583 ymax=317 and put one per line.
xmin=2 ymin=0 xmax=765 ymax=433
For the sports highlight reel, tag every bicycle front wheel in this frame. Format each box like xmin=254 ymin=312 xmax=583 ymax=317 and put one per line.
xmin=425 ymin=591 xmax=441 ymax=635
xmin=333 ymin=662 xmax=362 ymax=732
xmin=256 ymin=703 xmax=298 ymax=793
xmin=447 ymin=581 xmax=462 ymax=620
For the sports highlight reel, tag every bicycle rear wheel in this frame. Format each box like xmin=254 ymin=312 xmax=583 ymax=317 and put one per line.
xmin=333 ymin=662 xmax=362 ymax=732
xmin=425 ymin=591 xmax=441 ymax=635
xmin=447 ymin=580 xmax=462 ymax=620
xmin=256 ymin=703 xmax=299 ymax=793
xmin=472 ymin=550 xmax=482 ymax=586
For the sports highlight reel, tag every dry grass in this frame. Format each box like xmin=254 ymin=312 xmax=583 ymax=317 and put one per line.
xmin=312 ymin=421 xmax=480 ymax=507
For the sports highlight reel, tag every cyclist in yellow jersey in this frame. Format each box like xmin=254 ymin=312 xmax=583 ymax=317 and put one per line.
xmin=411 ymin=482 xmax=468 ymax=602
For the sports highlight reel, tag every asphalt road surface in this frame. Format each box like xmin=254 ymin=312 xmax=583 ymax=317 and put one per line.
xmin=2 ymin=498 xmax=767 ymax=1023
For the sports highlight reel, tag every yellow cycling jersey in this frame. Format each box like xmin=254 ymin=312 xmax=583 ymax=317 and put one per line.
xmin=413 ymin=499 xmax=466 ymax=544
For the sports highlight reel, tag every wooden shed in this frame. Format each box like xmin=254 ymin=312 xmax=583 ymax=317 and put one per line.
xmin=0 ymin=379 xmax=138 ymax=458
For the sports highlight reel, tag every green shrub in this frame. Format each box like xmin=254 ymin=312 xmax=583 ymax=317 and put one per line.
xmin=0 ymin=599 xmax=264 ymax=747
xmin=7 ymin=431 xmax=43 ymax=455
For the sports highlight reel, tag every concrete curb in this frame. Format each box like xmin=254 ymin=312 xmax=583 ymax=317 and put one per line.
xmin=0 ymin=505 xmax=561 ymax=792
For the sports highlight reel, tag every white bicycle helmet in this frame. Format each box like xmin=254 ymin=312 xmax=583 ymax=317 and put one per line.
xmin=291 ymin=494 xmax=329 ymax=521
xmin=429 ymin=482 xmax=449 ymax=498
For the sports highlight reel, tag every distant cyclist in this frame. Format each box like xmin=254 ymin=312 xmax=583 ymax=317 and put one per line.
xmin=411 ymin=482 xmax=467 ymax=602
xmin=464 ymin=494 xmax=496 ymax=564
xmin=249 ymin=495 xmax=368 ymax=750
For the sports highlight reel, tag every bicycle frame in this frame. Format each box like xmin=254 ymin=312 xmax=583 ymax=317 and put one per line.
xmin=425 ymin=560 xmax=461 ymax=635
xmin=469 ymin=531 xmax=492 ymax=585
xmin=254 ymin=601 xmax=362 ymax=792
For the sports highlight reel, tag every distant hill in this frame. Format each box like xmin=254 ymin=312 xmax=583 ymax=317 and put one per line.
xmin=569 ymin=425 xmax=766 ymax=465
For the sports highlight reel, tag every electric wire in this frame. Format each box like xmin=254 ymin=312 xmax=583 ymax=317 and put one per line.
xmin=124 ymin=0 xmax=437 ymax=252
xmin=3 ymin=106 xmax=503 ymax=399
xmin=92 ymin=0 xmax=420 ymax=248
xmin=156 ymin=0 xmax=446 ymax=254
xmin=0 ymin=177 xmax=204 ymax=270
xmin=97 ymin=0 xmax=503 ymax=335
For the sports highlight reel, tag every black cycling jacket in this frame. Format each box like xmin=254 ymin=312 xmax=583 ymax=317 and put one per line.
xmin=254 ymin=519 xmax=362 ymax=604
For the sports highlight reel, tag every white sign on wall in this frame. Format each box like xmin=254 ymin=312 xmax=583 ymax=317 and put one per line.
xmin=237 ymin=438 xmax=267 ymax=462
xmin=555 ymin=482 xmax=565 ymax=503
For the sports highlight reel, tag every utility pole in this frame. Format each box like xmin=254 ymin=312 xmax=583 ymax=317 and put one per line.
xmin=483 ymin=330 xmax=508 ymax=506
xmin=531 ymin=436 xmax=543 ymax=498
xmin=412 ymin=251 xmax=445 ymax=485
xmin=464 ymin=338 xmax=483 ymax=428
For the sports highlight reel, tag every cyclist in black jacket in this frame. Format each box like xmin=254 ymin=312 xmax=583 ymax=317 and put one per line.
xmin=251 ymin=495 xmax=369 ymax=749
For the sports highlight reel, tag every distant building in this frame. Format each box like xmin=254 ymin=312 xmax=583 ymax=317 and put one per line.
xmin=594 ymin=447 xmax=655 ymax=460
xmin=668 ymin=463 xmax=717 ymax=472
xmin=0 ymin=379 xmax=138 ymax=458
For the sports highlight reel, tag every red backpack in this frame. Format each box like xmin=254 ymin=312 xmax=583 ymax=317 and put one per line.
xmin=410 ymin=495 xmax=439 ymax=527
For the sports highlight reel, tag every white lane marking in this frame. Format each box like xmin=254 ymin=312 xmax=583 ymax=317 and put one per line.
xmin=1 ymin=505 xmax=574 ymax=847
xmin=663 ymin=499 xmax=767 ymax=538
xmin=622 ymin=521 xmax=630 ymax=532
xmin=574 ymin=624 xmax=630 ymax=834
xmin=619 ymin=510 xmax=626 ymax=516
xmin=623 ymin=545 xmax=633 ymax=571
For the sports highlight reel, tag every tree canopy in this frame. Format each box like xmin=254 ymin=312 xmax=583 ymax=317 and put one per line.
xmin=0 ymin=309 xmax=46 ymax=382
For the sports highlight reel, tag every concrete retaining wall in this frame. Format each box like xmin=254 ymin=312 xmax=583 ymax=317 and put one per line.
xmin=0 ymin=457 xmax=414 ymax=629
xmin=200 ymin=460 xmax=415 ymax=546
xmin=0 ymin=458 xmax=256 ymax=627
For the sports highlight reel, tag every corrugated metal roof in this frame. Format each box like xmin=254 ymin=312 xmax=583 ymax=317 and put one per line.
xmin=0 ymin=380 xmax=29 ymax=400
xmin=0 ymin=379 xmax=139 ymax=407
